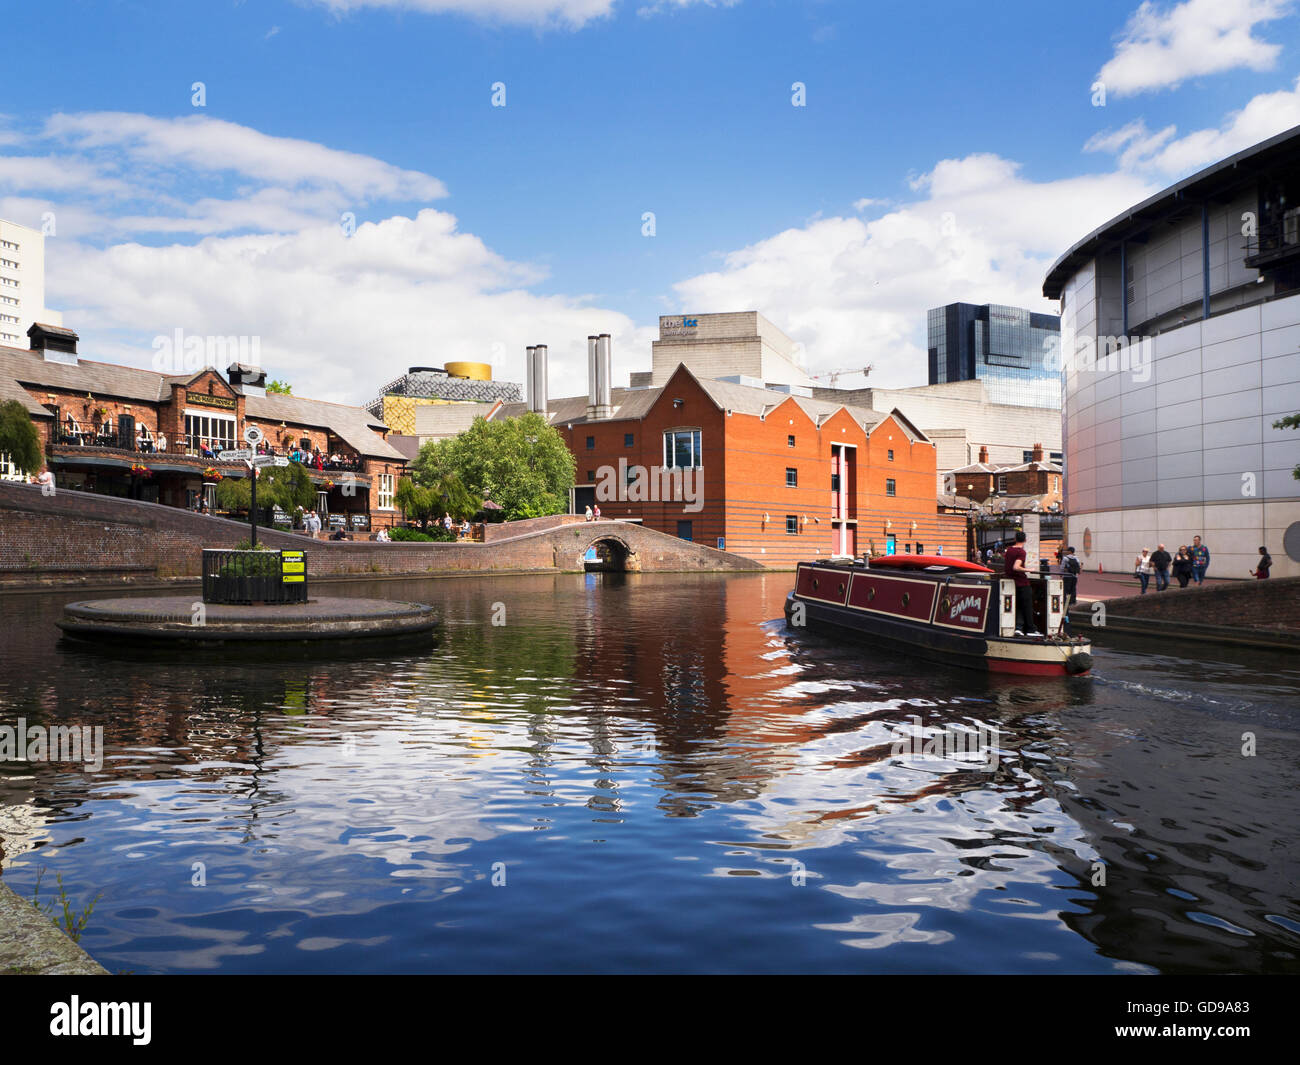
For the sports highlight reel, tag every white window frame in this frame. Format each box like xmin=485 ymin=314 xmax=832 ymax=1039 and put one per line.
xmin=663 ymin=427 xmax=702 ymax=470
xmin=377 ymin=472 xmax=394 ymax=510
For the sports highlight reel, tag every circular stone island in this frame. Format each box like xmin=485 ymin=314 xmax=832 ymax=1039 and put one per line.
xmin=57 ymin=596 xmax=439 ymax=644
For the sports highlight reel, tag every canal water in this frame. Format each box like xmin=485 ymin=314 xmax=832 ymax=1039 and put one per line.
xmin=1 ymin=573 xmax=1297 ymax=974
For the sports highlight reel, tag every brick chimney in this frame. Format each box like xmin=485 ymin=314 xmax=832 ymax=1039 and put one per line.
xmin=1031 ymin=442 xmax=1044 ymax=463
xmin=978 ymin=445 xmax=989 ymax=465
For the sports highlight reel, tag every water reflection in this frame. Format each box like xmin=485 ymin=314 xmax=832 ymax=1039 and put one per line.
xmin=0 ymin=573 xmax=1296 ymax=974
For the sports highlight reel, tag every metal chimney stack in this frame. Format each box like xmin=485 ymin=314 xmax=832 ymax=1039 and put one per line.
xmin=527 ymin=344 xmax=548 ymax=413
xmin=587 ymin=333 xmax=613 ymax=420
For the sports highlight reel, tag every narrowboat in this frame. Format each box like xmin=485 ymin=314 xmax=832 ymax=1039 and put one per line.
xmin=784 ymin=555 xmax=1093 ymax=676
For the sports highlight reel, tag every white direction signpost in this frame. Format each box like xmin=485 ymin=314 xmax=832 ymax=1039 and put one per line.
xmin=218 ymin=449 xmax=253 ymax=462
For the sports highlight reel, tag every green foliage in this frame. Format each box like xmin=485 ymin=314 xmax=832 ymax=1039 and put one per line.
xmin=32 ymin=868 xmax=101 ymax=944
xmin=1274 ymin=413 xmax=1300 ymax=480
xmin=266 ymin=379 xmax=293 ymax=394
xmin=389 ymin=525 xmax=456 ymax=542
xmin=397 ymin=470 xmax=479 ymax=524
xmin=410 ymin=411 xmax=573 ymax=522
xmin=0 ymin=399 xmax=43 ymax=475
xmin=215 ymin=462 xmax=317 ymax=512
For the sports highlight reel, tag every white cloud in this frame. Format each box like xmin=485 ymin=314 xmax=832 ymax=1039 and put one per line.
xmin=309 ymin=0 xmax=734 ymax=29
xmin=44 ymin=112 xmax=446 ymax=204
xmin=1086 ymin=75 xmax=1300 ymax=175
xmin=53 ymin=211 xmax=643 ymax=403
xmin=672 ymin=157 xmax=1154 ymax=388
xmin=1097 ymin=0 xmax=1292 ymax=97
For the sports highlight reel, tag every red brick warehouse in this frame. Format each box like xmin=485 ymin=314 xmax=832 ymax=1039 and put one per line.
xmin=494 ymin=354 xmax=966 ymax=568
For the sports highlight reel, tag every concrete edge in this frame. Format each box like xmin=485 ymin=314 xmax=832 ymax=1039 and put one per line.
xmin=1093 ymin=613 xmax=1300 ymax=651
xmin=0 ymin=881 xmax=108 ymax=976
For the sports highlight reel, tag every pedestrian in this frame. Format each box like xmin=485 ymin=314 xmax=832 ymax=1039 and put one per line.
xmin=592 ymin=503 xmax=601 ymax=521
xmin=1189 ymin=535 xmax=1210 ymax=584
xmin=1134 ymin=548 xmax=1153 ymax=594
xmin=1004 ymin=530 xmax=1039 ymax=636
xmin=443 ymin=512 xmax=452 ymax=533
xmin=156 ymin=431 xmax=167 ymax=453
xmin=1251 ymin=546 xmax=1272 ymax=579
xmin=461 ymin=518 xmax=471 ymax=538
xmin=1151 ymin=542 xmax=1172 ymax=592
xmin=1061 ymin=545 xmax=1081 ymax=605
xmin=1172 ymin=545 xmax=1193 ymax=588
xmin=584 ymin=505 xmax=593 ymax=522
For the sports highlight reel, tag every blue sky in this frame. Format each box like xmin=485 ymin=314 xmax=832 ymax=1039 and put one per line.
xmin=2 ymin=0 xmax=1299 ymax=401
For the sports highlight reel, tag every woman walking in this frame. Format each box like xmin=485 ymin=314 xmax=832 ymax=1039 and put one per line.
xmin=1172 ymin=546 xmax=1193 ymax=588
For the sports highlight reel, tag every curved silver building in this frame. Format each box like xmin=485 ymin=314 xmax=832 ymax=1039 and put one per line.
xmin=1043 ymin=125 xmax=1300 ymax=579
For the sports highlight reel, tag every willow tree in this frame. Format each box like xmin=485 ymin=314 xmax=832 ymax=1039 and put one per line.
xmin=0 ymin=400 xmax=43 ymax=476
xmin=215 ymin=462 xmax=316 ymax=513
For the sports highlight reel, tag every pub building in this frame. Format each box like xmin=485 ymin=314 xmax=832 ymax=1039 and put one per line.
xmin=0 ymin=323 xmax=407 ymax=531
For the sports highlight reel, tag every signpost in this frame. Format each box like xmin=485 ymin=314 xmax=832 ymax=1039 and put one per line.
xmin=218 ymin=449 xmax=252 ymax=462
xmin=242 ymin=425 xmax=266 ymax=547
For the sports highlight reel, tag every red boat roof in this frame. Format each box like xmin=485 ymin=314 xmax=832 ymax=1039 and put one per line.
xmin=869 ymin=554 xmax=993 ymax=573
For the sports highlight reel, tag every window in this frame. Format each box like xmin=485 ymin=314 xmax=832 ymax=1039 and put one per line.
xmin=885 ymin=478 xmax=896 ymax=497
xmin=830 ymin=472 xmax=840 ymax=492
xmin=624 ymin=433 xmax=634 ymax=447
xmin=887 ymin=449 xmax=894 ymax=461
xmin=586 ymin=470 xmax=595 ymax=482
xmin=916 ymin=543 xmax=923 ymax=555
xmin=785 ymin=515 xmax=799 ymax=535
xmin=377 ymin=473 xmax=394 ymax=510
xmin=785 ymin=467 xmax=798 ymax=487
xmin=996 ymin=474 xmax=1007 ymax=494
xmin=663 ymin=428 xmax=702 ymax=469
xmin=787 ymin=435 xmax=795 ymax=448
xmin=0 ymin=452 xmax=25 ymax=482
xmin=585 ymin=436 xmax=595 ymax=450
xmin=184 ymin=412 xmax=235 ymax=455
xmin=677 ymin=520 xmax=693 ymax=542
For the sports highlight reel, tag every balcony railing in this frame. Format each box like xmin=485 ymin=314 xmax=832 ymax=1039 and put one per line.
xmin=1244 ymin=216 xmax=1300 ymax=270
xmin=51 ymin=427 xmax=364 ymax=471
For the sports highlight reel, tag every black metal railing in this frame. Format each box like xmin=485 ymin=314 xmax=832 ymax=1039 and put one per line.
xmin=1244 ymin=218 xmax=1300 ymax=269
xmin=201 ymin=549 xmax=308 ymax=604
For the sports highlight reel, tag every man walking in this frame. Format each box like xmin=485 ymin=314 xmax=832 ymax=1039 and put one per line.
xmin=1004 ymin=530 xmax=1039 ymax=636
xmin=1189 ymin=535 xmax=1210 ymax=584
xmin=1151 ymin=543 xmax=1172 ymax=591
xmin=1061 ymin=545 xmax=1081 ymax=606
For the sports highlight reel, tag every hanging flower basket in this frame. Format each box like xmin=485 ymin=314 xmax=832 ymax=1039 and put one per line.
xmin=324 ymin=479 xmax=336 ymax=490
xmin=203 ymin=466 xmax=224 ymax=481
xmin=130 ymin=463 xmax=152 ymax=477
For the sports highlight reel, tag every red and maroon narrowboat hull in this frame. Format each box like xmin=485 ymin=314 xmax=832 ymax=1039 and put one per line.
xmin=785 ymin=558 xmax=1093 ymax=677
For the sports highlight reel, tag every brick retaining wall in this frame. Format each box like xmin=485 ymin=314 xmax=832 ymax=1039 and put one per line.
xmin=1103 ymin=575 xmax=1300 ymax=632
xmin=0 ymin=482 xmax=761 ymax=582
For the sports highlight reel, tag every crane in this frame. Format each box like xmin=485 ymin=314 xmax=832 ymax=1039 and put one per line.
xmin=811 ymin=365 xmax=874 ymax=388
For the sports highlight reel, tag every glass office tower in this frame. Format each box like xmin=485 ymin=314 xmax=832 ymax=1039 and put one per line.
xmin=927 ymin=302 xmax=1061 ymax=408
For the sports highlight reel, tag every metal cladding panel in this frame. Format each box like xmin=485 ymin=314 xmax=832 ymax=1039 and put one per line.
xmin=933 ymin=584 xmax=991 ymax=632
xmin=846 ymin=573 xmax=938 ymax=622
xmin=794 ymin=565 xmax=850 ymax=605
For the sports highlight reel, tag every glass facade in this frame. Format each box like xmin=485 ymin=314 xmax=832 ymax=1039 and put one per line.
xmin=927 ymin=302 xmax=1061 ymax=408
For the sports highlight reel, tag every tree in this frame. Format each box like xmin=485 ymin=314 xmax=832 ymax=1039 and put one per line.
xmin=0 ymin=400 xmax=43 ymax=475
xmin=1275 ymin=413 xmax=1300 ymax=480
xmin=411 ymin=412 xmax=573 ymax=522
xmin=215 ymin=462 xmax=316 ymax=513
xmin=395 ymin=477 xmax=435 ymax=528
xmin=266 ymin=380 xmax=293 ymax=395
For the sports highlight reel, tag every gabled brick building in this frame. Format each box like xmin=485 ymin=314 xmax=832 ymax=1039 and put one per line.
xmin=945 ymin=443 xmax=1063 ymax=509
xmin=495 ymin=359 xmax=967 ymax=568
xmin=1 ymin=324 xmax=407 ymax=531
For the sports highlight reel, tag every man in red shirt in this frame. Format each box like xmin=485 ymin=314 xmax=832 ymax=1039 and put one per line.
xmin=1004 ymin=530 xmax=1039 ymax=636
